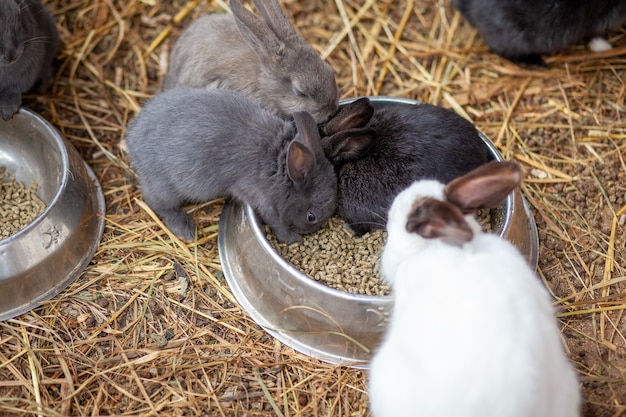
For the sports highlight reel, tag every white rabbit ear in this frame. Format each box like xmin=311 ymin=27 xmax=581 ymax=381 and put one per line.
xmin=406 ymin=198 xmax=473 ymax=246
xmin=252 ymin=0 xmax=299 ymax=40
xmin=321 ymin=128 xmax=376 ymax=165
xmin=229 ymin=0 xmax=286 ymax=58
xmin=320 ymin=98 xmax=374 ymax=137
xmin=444 ymin=161 xmax=523 ymax=212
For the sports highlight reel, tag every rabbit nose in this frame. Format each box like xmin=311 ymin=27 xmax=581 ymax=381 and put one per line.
xmin=2 ymin=51 xmax=17 ymax=64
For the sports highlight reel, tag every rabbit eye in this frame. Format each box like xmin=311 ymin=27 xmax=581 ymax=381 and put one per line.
xmin=293 ymin=86 xmax=308 ymax=99
xmin=307 ymin=211 xmax=316 ymax=223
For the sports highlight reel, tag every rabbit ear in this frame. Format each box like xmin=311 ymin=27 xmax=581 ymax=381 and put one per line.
xmin=320 ymin=98 xmax=374 ymax=136
xmin=444 ymin=161 xmax=523 ymax=211
xmin=229 ymin=0 xmax=286 ymax=58
xmin=251 ymin=0 xmax=298 ymax=40
xmin=406 ymin=198 xmax=474 ymax=246
xmin=286 ymin=140 xmax=314 ymax=185
xmin=321 ymin=128 xmax=376 ymax=165
xmin=293 ymin=111 xmax=323 ymax=152
xmin=287 ymin=111 xmax=320 ymax=184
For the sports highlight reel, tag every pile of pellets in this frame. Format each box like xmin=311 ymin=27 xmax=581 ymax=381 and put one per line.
xmin=266 ymin=217 xmax=391 ymax=296
xmin=0 ymin=166 xmax=46 ymax=239
xmin=266 ymin=209 xmax=494 ymax=297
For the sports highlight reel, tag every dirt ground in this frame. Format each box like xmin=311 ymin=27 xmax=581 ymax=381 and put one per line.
xmin=1 ymin=0 xmax=625 ymax=416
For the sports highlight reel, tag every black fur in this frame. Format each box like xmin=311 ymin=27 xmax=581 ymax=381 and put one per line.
xmin=0 ymin=0 xmax=59 ymax=120
xmin=321 ymin=99 xmax=490 ymax=236
xmin=452 ymin=0 xmax=626 ymax=66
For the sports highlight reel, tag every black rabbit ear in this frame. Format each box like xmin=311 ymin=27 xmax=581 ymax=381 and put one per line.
xmin=444 ymin=161 xmax=523 ymax=212
xmin=230 ymin=0 xmax=285 ymax=58
xmin=320 ymin=98 xmax=374 ymax=136
xmin=406 ymin=198 xmax=473 ymax=246
xmin=321 ymin=128 xmax=376 ymax=165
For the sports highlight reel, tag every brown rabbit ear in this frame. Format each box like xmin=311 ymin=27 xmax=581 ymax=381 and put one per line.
xmin=321 ymin=128 xmax=376 ymax=165
xmin=320 ymin=98 xmax=374 ymax=137
xmin=229 ymin=0 xmax=285 ymax=58
xmin=252 ymin=0 xmax=298 ymax=40
xmin=406 ymin=198 xmax=473 ymax=246
xmin=444 ymin=161 xmax=523 ymax=212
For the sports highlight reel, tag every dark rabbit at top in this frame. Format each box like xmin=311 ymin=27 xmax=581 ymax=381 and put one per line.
xmin=0 ymin=0 xmax=59 ymax=120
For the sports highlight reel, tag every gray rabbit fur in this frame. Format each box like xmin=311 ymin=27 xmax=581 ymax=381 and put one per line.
xmin=163 ymin=0 xmax=338 ymax=123
xmin=319 ymin=97 xmax=490 ymax=236
xmin=0 ymin=0 xmax=59 ymax=120
xmin=125 ymin=88 xmax=337 ymax=243
xmin=452 ymin=0 xmax=626 ymax=66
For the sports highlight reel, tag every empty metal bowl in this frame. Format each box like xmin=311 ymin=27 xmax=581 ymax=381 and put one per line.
xmin=218 ymin=97 xmax=538 ymax=368
xmin=0 ymin=108 xmax=105 ymax=321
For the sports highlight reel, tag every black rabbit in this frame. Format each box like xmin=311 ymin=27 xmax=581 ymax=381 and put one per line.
xmin=319 ymin=97 xmax=490 ymax=236
xmin=452 ymin=0 xmax=626 ymax=66
xmin=0 ymin=0 xmax=59 ymax=120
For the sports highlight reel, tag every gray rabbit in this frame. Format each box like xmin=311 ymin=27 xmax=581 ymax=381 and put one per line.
xmin=0 ymin=0 xmax=59 ymax=120
xmin=163 ymin=0 xmax=339 ymax=123
xmin=319 ymin=97 xmax=491 ymax=236
xmin=125 ymin=88 xmax=338 ymax=243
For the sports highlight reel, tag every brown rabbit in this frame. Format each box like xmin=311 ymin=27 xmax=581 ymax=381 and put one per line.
xmin=164 ymin=0 xmax=339 ymax=123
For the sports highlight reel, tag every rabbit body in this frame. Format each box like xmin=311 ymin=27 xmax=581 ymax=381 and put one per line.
xmin=369 ymin=164 xmax=581 ymax=417
xmin=321 ymin=99 xmax=490 ymax=236
xmin=452 ymin=0 xmax=626 ymax=66
xmin=125 ymin=88 xmax=337 ymax=243
xmin=0 ymin=0 xmax=59 ymax=120
xmin=164 ymin=0 xmax=338 ymax=123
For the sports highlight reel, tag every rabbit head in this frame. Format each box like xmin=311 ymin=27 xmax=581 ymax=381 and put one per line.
xmin=229 ymin=0 xmax=339 ymax=122
xmin=382 ymin=161 xmax=523 ymax=282
xmin=0 ymin=0 xmax=29 ymax=66
xmin=270 ymin=110 xmax=338 ymax=241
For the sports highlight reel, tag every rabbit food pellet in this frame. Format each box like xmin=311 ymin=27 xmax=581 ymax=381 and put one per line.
xmin=266 ymin=209 xmax=494 ymax=297
xmin=0 ymin=166 xmax=46 ymax=239
xmin=266 ymin=216 xmax=391 ymax=296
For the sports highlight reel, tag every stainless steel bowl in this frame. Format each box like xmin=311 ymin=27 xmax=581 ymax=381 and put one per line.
xmin=0 ymin=108 xmax=105 ymax=321
xmin=218 ymin=97 xmax=538 ymax=368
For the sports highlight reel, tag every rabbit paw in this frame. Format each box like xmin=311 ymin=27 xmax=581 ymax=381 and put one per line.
xmin=161 ymin=209 xmax=197 ymax=242
xmin=0 ymin=93 xmax=21 ymax=121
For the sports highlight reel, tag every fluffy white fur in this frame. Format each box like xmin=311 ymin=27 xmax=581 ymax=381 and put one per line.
xmin=369 ymin=180 xmax=581 ymax=417
xmin=588 ymin=36 xmax=612 ymax=52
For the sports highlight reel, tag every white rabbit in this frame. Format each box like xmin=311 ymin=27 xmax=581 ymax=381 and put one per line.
xmin=369 ymin=161 xmax=581 ymax=417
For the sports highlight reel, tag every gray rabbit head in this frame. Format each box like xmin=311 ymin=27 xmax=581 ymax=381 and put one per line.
xmin=229 ymin=0 xmax=339 ymax=122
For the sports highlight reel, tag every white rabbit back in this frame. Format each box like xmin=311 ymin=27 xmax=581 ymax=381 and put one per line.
xmin=369 ymin=233 xmax=581 ymax=417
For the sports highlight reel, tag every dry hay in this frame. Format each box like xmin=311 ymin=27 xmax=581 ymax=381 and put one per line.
xmin=0 ymin=0 xmax=625 ymax=416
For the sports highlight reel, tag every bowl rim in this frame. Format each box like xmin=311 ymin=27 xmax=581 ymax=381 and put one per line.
xmin=0 ymin=108 xmax=69 ymax=246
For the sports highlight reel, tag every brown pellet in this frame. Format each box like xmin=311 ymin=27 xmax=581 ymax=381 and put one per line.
xmin=266 ymin=216 xmax=391 ymax=296
xmin=0 ymin=166 xmax=46 ymax=240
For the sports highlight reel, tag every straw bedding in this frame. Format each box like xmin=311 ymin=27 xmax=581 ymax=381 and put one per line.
xmin=0 ymin=0 xmax=625 ymax=416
